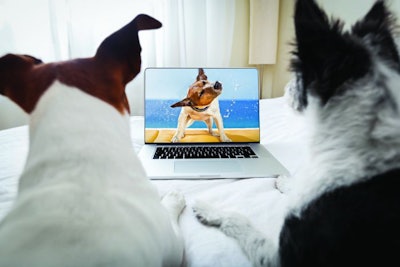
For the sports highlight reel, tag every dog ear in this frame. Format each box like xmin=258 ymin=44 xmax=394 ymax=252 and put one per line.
xmin=171 ymin=98 xmax=191 ymax=108
xmin=352 ymin=0 xmax=400 ymax=70
xmin=0 ymin=54 xmax=18 ymax=95
xmin=196 ymin=68 xmax=208 ymax=81
xmin=0 ymin=53 xmax=45 ymax=113
xmin=0 ymin=53 xmax=42 ymax=95
xmin=134 ymin=14 xmax=163 ymax=31
xmin=291 ymin=0 xmax=370 ymax=107
xmin=95 ymin=14 xmax=162 ymax=84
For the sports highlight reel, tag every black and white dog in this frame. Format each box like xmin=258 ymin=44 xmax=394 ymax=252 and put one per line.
xmin=193 ymin=0 xmax=400 ymax=266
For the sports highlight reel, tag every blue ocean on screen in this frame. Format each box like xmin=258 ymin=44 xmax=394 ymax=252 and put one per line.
xmin=145 ymin=99 xmax=259 ymax=129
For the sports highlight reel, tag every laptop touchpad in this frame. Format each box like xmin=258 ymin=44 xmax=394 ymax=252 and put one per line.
xmin=174 ymin=161 xmax=242 ymax=173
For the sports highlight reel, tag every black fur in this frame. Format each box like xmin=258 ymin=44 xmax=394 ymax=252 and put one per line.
xmin=279 ymin=168 xmax=400 ymax=267
xmin=352 ymin=0 xmax=400 ymax=71
xmin=290 ymin=0 xmax=400 ymax=109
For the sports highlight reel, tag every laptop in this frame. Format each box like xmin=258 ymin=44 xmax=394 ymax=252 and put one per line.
xmin=138 ymin=67 xmax=289 ymax=179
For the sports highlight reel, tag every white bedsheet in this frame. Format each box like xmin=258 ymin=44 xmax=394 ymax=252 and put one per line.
xmin=0 ymin=97 xmax=307 ymax=267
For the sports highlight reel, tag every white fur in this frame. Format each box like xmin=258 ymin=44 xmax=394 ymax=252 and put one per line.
xmin=0 ymin=81 xmax=185 ymax=267
xmin=289 ymin=61 xmax=400 ymax=215
xmin=193 ymin=200 xmax=280 ymax=267
xmin=172 ymin=98 xmax=230 ymax=142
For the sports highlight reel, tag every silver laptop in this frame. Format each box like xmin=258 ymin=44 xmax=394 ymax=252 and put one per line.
xmin=138 ymin=67 xmax=289 ymax=179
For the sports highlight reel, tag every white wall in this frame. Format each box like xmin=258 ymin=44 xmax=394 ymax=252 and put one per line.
xmin=0 ymin=98 xmax=28 ymax=130
xmin=318 ymin=0 xmax=400 ymax=25
xmin=318 ymin=0 xmax=376 ymax=27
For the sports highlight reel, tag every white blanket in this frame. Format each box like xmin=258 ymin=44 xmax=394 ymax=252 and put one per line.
xmin=0 ymin=97 xmax=307 ymax=267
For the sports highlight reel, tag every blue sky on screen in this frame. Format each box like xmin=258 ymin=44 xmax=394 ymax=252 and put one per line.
xmin=144 ymin=68 xmax=259 ymax=100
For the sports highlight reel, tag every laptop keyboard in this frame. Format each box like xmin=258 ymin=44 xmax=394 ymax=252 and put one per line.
xmin=153 ymin=146 xmax=258 ymax=159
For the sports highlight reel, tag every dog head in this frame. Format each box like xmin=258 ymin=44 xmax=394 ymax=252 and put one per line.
xmin=290 ymin=0 xmax=400 ymax=113
xmin=0 ymin=14 xmax=161 ymax=114
xmin=291 ymin=0 xmax=400 ymax=157
xmin=171 ymin=68 xmax=222 ymax=108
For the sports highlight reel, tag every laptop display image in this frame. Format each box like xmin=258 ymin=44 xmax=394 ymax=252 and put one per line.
xmin=138 ymin=67 xmax=289 ymax=179
xmin=144 ymin=68 xmax=260 ymax=144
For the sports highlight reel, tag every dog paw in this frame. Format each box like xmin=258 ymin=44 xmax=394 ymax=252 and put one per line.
xmin=275 ymin=174 xmax=292 ymax=194
xmin=162 ymin=191 xmax=186 ymax=217
xmin=192 ymin=201 xmax=223 ymax=227
xmin=171 ymin=136 xmax=180 ymax=143
xmin=220 ymin=135 xmax=232 ymax=142
xmin=171 ymin=133 xmax=184 ymax=143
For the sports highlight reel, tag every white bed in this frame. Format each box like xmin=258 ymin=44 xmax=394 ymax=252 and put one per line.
xmin=0 ymin=97 xmax=307 ymax=267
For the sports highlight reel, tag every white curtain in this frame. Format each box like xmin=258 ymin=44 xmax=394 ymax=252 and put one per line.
xmin=249 ymin=0 xmax=279 ymax=64
xmin=0 ymin=0 xmax=282 ymax=130
xmin=158 ymin=0 xmax=236 ymax=67
xmin=49 ymin=0 xmax=161 ymax=115
xmin=0 ymin=0 xmax=237 ymax=117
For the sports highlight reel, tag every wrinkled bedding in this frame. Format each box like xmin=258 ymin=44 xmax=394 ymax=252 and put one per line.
xmin=0 ymin=97 xmax=307 ymax=267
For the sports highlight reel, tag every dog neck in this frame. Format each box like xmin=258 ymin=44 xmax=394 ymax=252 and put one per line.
xmin=289 ymin=79 xmax=400 ymax=215
xmin=190 ymin=105 xmax=210 ymax=112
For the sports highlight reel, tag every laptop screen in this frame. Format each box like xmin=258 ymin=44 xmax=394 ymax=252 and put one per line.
xmin=144 ymin=68 xmax=260 ymax=144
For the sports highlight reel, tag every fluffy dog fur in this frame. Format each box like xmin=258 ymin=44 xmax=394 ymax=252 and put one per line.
xmin=0 ymin=15 xmax=186 ymax=267
xmin=193 ymin=0 xmax=400 ymax=266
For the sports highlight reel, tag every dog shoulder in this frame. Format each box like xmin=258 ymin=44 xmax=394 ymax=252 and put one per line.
xmin=208 ymin=98 xmax=221 ymax=113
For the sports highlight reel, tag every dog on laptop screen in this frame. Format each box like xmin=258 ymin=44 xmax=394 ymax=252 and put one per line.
xmin=193 ymin=0 xmax=400 ymax=266
xmin=170 ymin=68 xmax=232 ymax=142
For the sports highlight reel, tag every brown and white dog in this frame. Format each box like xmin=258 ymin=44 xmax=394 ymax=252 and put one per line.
xmin=170 ymin=68 xmax=231 ymax=142
xmin=0 ymin=15 xmax=186 ymax=267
